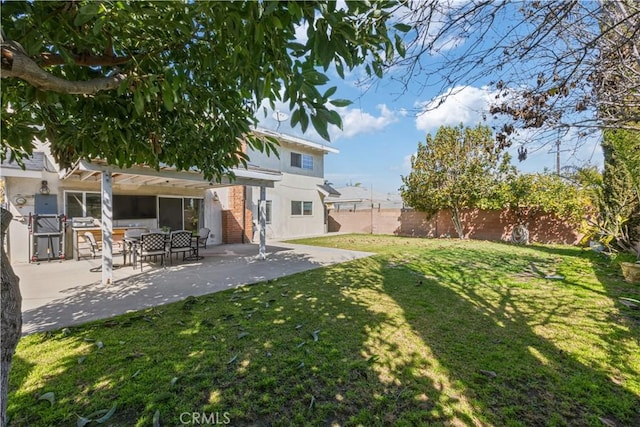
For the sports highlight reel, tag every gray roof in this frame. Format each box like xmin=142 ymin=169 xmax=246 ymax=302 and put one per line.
xmin=318 ymin=183 xmax=341 ymax=197
xmin=1 ymin=152 xmax=49 ymax=171
xmin=327 ymin=186 xmax=404 ymax=209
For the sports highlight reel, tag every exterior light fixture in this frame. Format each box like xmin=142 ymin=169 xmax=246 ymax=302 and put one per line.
xmin=39 ymin=180 xmax=50 ymax=195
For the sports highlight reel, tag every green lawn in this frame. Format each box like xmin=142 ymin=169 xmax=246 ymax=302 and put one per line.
xmin=8 ymin=235 xmax=640 ymax=426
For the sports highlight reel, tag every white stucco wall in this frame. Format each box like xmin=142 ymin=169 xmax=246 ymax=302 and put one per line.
xmin=247 ymin=143 xmax=325 ymax=179
xmin=249 ymin=173 xmax=326 ymax=241
xmin=3 ymin=171 xmax=61 ymax=264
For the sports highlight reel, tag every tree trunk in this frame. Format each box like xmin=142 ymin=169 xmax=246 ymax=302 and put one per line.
xmin=450 ymin=206 xmax=465 ymax=239
xmin=1 ymin=207 xmax=21 ymax=427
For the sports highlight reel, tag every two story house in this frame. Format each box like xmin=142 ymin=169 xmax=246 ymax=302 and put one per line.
xmin=1 ymin=128 xmax=339 ymax=264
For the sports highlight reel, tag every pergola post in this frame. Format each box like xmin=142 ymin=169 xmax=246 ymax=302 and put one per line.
xmin=101 ymin=170 xmax=113 ymax=285
xmin=258 ymin=186 xmax=266 ymax=260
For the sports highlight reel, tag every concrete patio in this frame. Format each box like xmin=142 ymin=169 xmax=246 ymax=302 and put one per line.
xmin=12 ymin=242 xmax=373 ymax=335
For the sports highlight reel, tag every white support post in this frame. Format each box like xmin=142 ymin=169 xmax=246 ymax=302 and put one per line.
xmin=101 ymin=170 xmax=114 ymax=285
xmin=258 ymin=186 xmax=266 ymax=260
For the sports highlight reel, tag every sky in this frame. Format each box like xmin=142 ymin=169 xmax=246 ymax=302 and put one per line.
xmin=256 ymin=4 xmax=604 ymax=195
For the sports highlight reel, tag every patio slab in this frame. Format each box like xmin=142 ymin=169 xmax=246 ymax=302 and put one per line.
xmin=13 ymin=242 xmax=373 ymax=335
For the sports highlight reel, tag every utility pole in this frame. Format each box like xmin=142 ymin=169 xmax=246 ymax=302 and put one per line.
xmin=548 ymin=133 xmax=570 ymax=175
xmin=370 ymin=183 xmax=373 ymax=235
xmin=556 ymin=140 xmax=561 ymax=175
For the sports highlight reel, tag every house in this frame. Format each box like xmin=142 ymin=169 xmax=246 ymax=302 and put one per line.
xmin=1 ymin=129 xmax=339 ymax=267
xmin=246 ymin=127 xmax=339 ymax=241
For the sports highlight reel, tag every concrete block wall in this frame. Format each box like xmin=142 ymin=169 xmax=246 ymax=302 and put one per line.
xmin=329 ymin=208 xmax=582 ymax=245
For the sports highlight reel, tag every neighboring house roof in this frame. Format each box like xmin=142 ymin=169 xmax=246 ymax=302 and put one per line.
xmin=326 ymin=186 xmax=404 ymax=209
xmin=317 ymin=183 xmax=341 ymax=197
xmin=253 ymin=127 xmax=339 ymax=155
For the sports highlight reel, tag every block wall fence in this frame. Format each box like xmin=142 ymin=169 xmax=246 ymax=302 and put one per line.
xmin=328 ymin=208 xmax=582 ymax=244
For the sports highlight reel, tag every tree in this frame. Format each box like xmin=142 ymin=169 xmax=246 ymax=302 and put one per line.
xmin=389 ymin=1 xmax=640 ymax=149
xmin=585 ymin=129 xmax=640 ymax=254
xmin=0 ymin=2 xmax=407 ymax=424
xmin=400 ymin=124 xmax=504 ymax=238
xmin=489 ymin=172 xmax=590 ymax=243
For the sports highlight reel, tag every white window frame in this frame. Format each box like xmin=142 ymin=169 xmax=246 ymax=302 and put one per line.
xmin=64 ymin=190 xmax=102 ymax=219
xmin=265 ymin=200 xmax=272 ymax=224
xmin=291 ymin=200 xmax=313 ymax=216
xmin=290 ymin=152 xmax=313 ymax=170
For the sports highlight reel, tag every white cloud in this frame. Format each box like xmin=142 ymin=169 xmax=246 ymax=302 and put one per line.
xmin=415 ymin=85 xmax=496 ymax=132
xmin=402 ymin=153 xmax=415 ymax=173
xmin=340 ymin=104 xmax=399 ymax=138
xmin=257 ymin=99 xmax=399 ymax=142
xmin=294 ymin=22 xmax=308 ymax=45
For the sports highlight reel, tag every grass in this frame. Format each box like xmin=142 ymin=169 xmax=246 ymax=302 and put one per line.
xmin=8 ymin=235 xmax=640 ymax=426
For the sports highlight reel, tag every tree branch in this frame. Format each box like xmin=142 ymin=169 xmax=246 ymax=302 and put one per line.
xmin=37 ymin=52 xmax=131 ymax=67
xmin=1 ymin=44 xmax=126 ymax=94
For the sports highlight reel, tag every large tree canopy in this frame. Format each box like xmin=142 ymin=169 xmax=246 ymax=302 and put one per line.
xmin=390 ymin=0 xmax=640 ymax=150
xmin=0 ymin=3 xmax=408 ymax=425
xmin=1 ymin=0 xmax=405 ymax=180
xmin=400 ymin=123 xmax=504 ymax=239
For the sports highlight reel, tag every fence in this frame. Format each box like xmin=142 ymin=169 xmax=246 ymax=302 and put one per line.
xmin=328 ymin=207 xmax=582 ymax=244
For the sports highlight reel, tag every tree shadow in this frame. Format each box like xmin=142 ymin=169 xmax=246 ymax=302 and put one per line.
xmin=375 ymin=242 xmax=640 ymax=425
xmin=7 ymin=240 xmax=640 ymax=425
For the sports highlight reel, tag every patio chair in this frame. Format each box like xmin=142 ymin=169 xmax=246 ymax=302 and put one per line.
xmin=167 ymin=230 xmax=195 ymax=265
xmin=197 ymin=227 xmax=210 ymax=249
xmin=83 ymin=231 xmax=101 ymax=259
xmin=135 ymin=232 xmax=167 ymax=270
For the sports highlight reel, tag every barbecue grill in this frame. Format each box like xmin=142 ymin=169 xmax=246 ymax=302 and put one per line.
xmin=29 ymin=213 xmax=66 ymax=262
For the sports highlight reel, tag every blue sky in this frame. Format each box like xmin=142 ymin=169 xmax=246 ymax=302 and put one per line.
xmin=256 ymin=4 xmax=604 ymax=194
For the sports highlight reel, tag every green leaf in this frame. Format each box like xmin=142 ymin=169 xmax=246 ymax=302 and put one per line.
xmin=38 ymin=392 xmax=55 ymax=406
xmin=74 ymin=3 xmax=101 ymax=26
xmin=96 ymin=403 xmax=117 ymax=424
xmin=323 ymin=86 xmax=337 ymax=100
xmin=133 ymin=92 xmax=144 ymax=116
xmin=227 ymin=353 xmax=239 ymax=364
xmin=395 ymin=33 xmax=406 ymax=57
xmin=299 ymin=109 xmax=309 ymax=132
xmin=153 ymin=410 xmax=161 ymax=427
xmin=329 ymin=99 xmax=352 ymax=108
xmin=290 ymin=109 xmax=301 ymax=128
xmin=393 ymin=23 xmax=412 ymax=32
xmin=311 ymin=113 xmax=330 ymax=141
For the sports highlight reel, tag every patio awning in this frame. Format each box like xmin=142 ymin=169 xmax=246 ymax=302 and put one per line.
xmin=61 ymin=159 xmax=282 ymax=189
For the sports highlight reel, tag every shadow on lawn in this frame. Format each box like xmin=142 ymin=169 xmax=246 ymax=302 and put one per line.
xmin=7 ymin=240 xmax=640 ymax=425
xmin=376 ymin=243 xmax=640 ymax=425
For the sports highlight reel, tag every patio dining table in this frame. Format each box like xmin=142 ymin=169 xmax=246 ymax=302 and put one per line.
xmin=123 ymin=231 xmax=202 ymax=267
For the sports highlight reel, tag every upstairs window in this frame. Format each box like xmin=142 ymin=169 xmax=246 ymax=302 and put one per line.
xmin=291 ymin=152 xmax=313 ymax=170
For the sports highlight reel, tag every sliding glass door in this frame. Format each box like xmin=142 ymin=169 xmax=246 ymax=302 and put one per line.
xmin=158 ymin=197 xmax=204 ymax=232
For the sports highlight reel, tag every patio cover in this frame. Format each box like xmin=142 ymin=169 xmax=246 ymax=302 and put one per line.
xmin=61 ymin=159 xmax=282 ymax=189
xmin=61 ymin=159 xmax=282 ymax=285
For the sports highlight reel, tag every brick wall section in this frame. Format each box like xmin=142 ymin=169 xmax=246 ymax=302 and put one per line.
xmin=222 ymin=185 xmax=252 ymax=244
xmin=329 ymin=208 xmax=582 ymax=244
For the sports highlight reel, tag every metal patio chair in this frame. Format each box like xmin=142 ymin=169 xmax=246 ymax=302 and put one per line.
xmin=167 ymin=230 xmax=195 ymax=265
xmin=135 ymin=232 xmax=167 ymax=270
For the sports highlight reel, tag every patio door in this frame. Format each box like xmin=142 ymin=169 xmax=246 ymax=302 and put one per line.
xmin=158 ymin=197 xmax=204 ymax=232
xmin=158 ymin=197 xmax=183 ymax=231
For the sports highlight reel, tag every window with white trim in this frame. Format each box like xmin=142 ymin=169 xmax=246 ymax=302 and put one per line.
xmin=290 ymin=152 xmax=313 ymax=170
xmin=264 ymin=200 xmax=272 ymax=224
xmin=291 ymin=201 xmax=313 ymax=216
xmin=65 ymin=191 xmax=102 ymax=219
